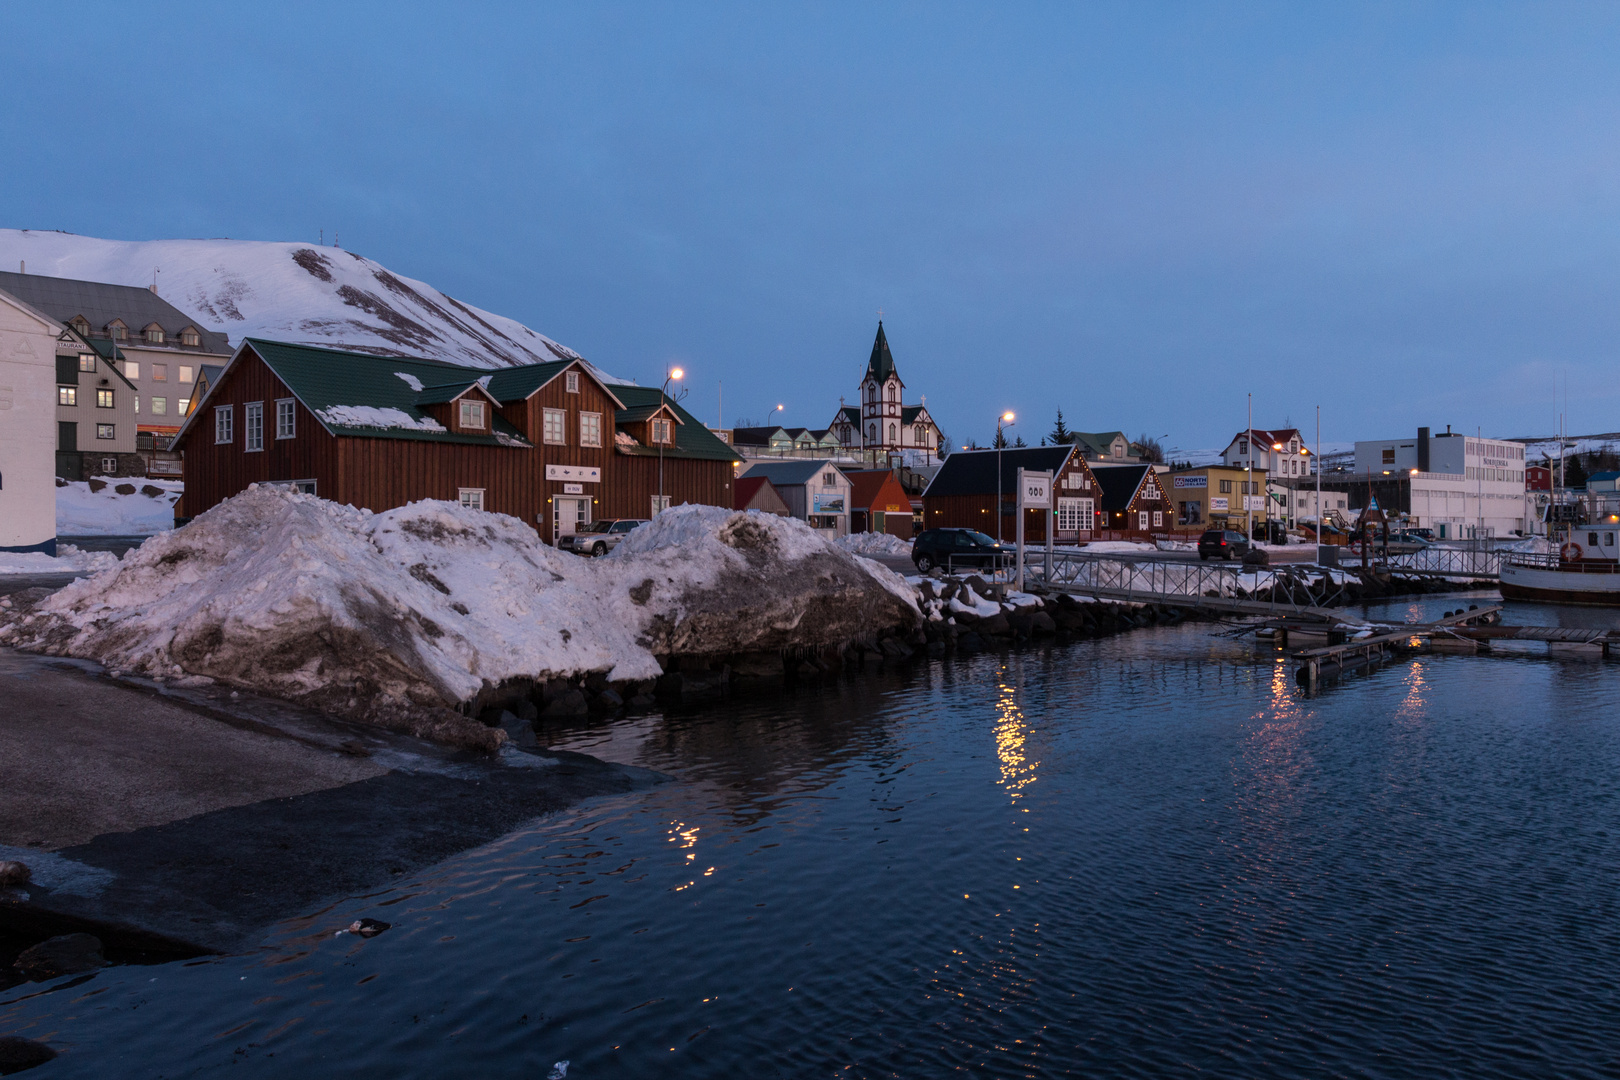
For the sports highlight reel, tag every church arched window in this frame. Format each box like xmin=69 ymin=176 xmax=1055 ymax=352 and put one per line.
xmin=867 ymin=424 xmax=876 ymax=444
xmin=889 ymin=422 xmax=896 ymax=443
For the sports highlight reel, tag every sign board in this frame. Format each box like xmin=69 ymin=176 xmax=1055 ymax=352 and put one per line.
xmin=1173 ymin=475 xmax=1207 ymax=488
xmin=546 ymin=465 xmax=600 ymax=483
xmin=1243 ymin=495 xmax=1266 ymax=511
xmin=1212 ymin=497 xmax=1229 ymax=512
xmin=563 ymin=483 xmax=584 ymax=494
xmin=812 ymin=493 xmax=845 ymax=514
xmin=1019 ymin=470 xmax=1051 ymax=508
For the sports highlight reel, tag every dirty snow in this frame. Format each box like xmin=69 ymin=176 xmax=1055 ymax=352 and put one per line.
xmin=2 ymin=493 xmax=918 ymax=749
xmin=57 ymin=477 xmax=182 ymax=535
xmin=315 ymin=405 xmax=447 ymax=432
xmin=835 ymin=532 xmax=913 ymax=557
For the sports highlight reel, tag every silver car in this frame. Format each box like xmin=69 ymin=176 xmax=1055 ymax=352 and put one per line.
xmin=558 ymin=519 xmax=648 ymax=556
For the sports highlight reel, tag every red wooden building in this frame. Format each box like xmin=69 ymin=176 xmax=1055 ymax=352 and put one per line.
xmin=921 ymin=446 xmax=1106 ymax=544
xmin=733 ymin=475 xmax=790 ymax=516
xmin=1091 ymin=463 xmax=1173 ymax=537
xmin=844 ymin=469 xmax=915 ymax=538
xmin=173 ymin=339 xmax=739 ymax=540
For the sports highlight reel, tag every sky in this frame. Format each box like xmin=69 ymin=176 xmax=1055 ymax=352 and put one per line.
xmin=4 ymin=2 xmax=1620 ymax=452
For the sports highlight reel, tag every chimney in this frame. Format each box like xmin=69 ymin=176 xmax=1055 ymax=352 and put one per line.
xmin=1417 ymin=427 xmax=1430 ymax=473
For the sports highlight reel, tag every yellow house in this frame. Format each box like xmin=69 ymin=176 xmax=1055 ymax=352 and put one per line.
xmin=1166 ymin=465 xmax=1270 ymax=529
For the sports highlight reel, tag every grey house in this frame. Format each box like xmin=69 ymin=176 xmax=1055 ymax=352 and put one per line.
xmin=739 ymin=459 xmax=852 ymax=536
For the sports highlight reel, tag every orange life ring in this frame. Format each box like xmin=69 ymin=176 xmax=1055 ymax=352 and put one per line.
xmin=1561 ymin=541 xmax=1583 ymax=562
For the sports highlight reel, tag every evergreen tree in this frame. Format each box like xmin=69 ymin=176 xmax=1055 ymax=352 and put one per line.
xmin=1049 ymin=409 xmax=1072 ymax=446
xmin=1013 ymin=435 xmax=1027 ymax=448
xmin=993 ymin=427 xmax=1009 ymax=449
xmin=1566 ymin=453 xmax=1590 ymax=489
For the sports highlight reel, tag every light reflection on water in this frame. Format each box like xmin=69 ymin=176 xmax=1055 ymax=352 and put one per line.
xmin=5 ymin=610 xmax=1620 ymax=1078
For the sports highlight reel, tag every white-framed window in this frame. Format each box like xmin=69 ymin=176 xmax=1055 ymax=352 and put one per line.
xmin=151 ymin=396 xmax=167 ymax=416
xmin=215 ymin=404 xmax=234 ymax=444
xmin=565 ymin=370 xmax=580 ymax=393
xmin=1153 ymin=510 xmax=1163 ymax=527
xmin=459 ymin=399 xmax=486 ymax=429
xmin=579 ymin=411 xmax=602 ymax=447
xmin=78 ymin=354 xmax=95 ymax=372
xmin=180 ymin=328 xmax=200 ymax=347
xmin=276 ymin=399 xmax=296 ymax=439
xmin=179 ymin=397 xmax=190 ymax=414
xmin=96 ymin=423 xmax=115 ymax=440
xmin=543 ymin=407 xmax=566 ymax=444
xmin=58 ymin=386 xmax=77 ymax=406
xmin=244 ymin=401 xmax=264 ymax=451
xmin=823 ymin=471 xmax=838 ymax=488
xmin=122 ymin=361 xmax=140 ymax=380
xmin=651 ymin=418 xmax=672 ymax=445
xmin=96 ymin=389 xmax=115 ymax=408
xmin=1138 ymin=511 xmax=1150 ymax=530
xmin=101 ymin=456 xmax=117 ymax=473
xmin=179 ymin=365 xmax=194 ymax=383
xmin=144 ymin=325 xmax=164 ymax=344
xmin=458 ymin=488 xmax=485 ymax=511
xmin=1056 ymin=497 xmax=1093 ymax=532
xmin=651 ymin=494 xmax=671 ymax=515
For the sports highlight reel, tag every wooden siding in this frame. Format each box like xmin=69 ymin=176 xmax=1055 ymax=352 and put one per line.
xmin=922 ymin=453 xmax=1101 ymax=543
xmin=179 ymin=346 xmax=733 ymax=535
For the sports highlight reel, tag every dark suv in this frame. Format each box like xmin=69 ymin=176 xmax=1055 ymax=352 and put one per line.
xmin=1198 ymin=529 xmax=1251 ymax=560
xmin=912 ymin=528 xmax=1010 ymax=573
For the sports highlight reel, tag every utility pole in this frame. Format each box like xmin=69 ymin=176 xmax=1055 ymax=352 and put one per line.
xmin=1315 ymin=405 xmax=1322 ymax=561
xmin=1246 ymin=393 xmax=1254 ymax=542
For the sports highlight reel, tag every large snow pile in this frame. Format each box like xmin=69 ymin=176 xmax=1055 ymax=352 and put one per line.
xmin=58 ymin=477 xmax=182 ymax=535
xmin=1 ymin=493 xmax=919 ymax=750
xmin=835 ymin=532 xmax=913 ymax=557
xmin=0 ymin=229 xmax=617 ymax=374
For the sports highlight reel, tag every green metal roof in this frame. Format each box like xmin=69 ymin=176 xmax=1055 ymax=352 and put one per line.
xmin=413 ymin=379 xmax=487 ymax=405
xmin=613 ymin=384 xmax=738 ymax=461
xmin=864 ymin=322 xmax=902 ymax=387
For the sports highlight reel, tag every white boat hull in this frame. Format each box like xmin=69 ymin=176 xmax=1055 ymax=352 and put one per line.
xmin=1499 ymin=562 xmax=1620 ymax=606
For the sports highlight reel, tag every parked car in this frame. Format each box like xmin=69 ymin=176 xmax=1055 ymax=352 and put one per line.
xmin=1404 ymin=527 xmax=1436 ymax=542
xmin=558 ymin=519 xmax=648 ymax=556
xmin=912 ymin=528 xmax=1011 ymax=573
xmin=1198 ymin=529 xmax=1251 ymax=560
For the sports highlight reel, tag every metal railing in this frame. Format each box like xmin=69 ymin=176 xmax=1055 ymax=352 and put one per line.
xmin=1380 ymin=547 xmax=1503 ymax=577
xmin=1027 ymin=550 xmax=1346 ymax=608
xmin=1503 ymin=551 xmax=1620 ymax=574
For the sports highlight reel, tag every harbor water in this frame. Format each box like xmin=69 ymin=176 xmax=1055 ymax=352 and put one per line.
xmin=5 ymin=593 xmax=1620 ymax=1078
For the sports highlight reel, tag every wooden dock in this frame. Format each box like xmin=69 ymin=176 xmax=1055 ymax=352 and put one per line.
xmin=1294 ymin=606 xmax=1505 ymax=690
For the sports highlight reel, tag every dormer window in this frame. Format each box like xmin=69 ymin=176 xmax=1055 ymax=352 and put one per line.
xmin=651 ymin=418 xmax=673 ymax=445
xmin=107 ymin=320 xmax=127 ymax=341
xmin=565 ymin=371 xmax=579 ymax=393
xmin=179 ymin=327 xmax=200 ymax=347
xmin=459 ymin=399 xmax=486 ymax=429
xmin=70 ymin=316 xmax=90 ymax=337
xmin=144 ymin=324 xmax=165 ymax=344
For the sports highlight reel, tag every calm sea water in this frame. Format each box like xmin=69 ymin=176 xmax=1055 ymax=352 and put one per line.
xmin=6 ymin=593 xmax=1620 ymax=1078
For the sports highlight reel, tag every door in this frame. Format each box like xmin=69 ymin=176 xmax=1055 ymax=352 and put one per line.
xmin=552 ymin=496 xmax=590 ymax=544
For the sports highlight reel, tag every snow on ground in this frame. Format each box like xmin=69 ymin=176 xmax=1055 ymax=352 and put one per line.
xmin=1079 ymin=540 xmax=1160 ymax=553
xmin=834 ymin=532 xmax=913 ymax=557
xmin=0 ymin=229 xmax=628 ymax=377
xmin=0 ymin=545 xmax=119 ymax=575
xmin=57 ymin=477 xmax=182 ymax=535
xmin=2 ymin=493 xmax=917 ymax=749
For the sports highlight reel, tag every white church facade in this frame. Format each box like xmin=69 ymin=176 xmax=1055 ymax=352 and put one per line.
xmin=828 ymin=322 xmax=942 ymax=464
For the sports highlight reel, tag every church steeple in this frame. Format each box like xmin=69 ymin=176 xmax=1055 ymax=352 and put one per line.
xmin=864 ymin=321 xmax=903 ymax=388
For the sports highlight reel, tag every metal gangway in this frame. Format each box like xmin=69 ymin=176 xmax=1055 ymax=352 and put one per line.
xmin=1376 ymin=546 xmax=1502 ymax=579
xmin=1025 ymin=549 xmax=1353 ymax=619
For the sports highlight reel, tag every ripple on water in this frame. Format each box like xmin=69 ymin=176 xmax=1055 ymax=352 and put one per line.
xmin=7 ymin=621 xmax=1620 ymax=1078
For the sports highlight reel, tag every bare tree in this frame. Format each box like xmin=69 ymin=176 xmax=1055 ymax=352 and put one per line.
xmin=1134 ymin=433 xmax=1165 ymax=463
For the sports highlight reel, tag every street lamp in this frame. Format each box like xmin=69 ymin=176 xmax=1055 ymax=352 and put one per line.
xmin=996 ymin=411 xmax=1015 ymax=544
xmin=657 ymin=366 xmax=685 ymax=514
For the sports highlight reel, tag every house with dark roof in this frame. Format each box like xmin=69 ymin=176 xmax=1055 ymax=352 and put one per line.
xmin=0 ymin=272 xmax=231 ymax=462
xmin=827 ymin=323 xmax=942 ymax=464
xmin=921 ymin=446 xmax=1104 ymax=544
xmin=733 ymin=475 xmax=790 ymax=516
xmin=1090 ymin=464 xmax=1173 ymax=536
xmin=842 ymin=469 xmax=916 ymax=538
xmin=173 ymin=339 xmax=739 ymax=541
xmin=738 ymin=459 xmax=852 ymax=535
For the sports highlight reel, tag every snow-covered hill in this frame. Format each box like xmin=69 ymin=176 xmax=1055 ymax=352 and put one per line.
xmin=0 ymin=229 xmax=591 ymax=372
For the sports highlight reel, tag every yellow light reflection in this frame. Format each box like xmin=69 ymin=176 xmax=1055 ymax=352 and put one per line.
xmin=993 ymin=668 xmax=1039 ymax=800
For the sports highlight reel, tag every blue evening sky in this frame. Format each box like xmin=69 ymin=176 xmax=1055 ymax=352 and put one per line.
xmin=4 ymin=2 xmax=1618 ymax=451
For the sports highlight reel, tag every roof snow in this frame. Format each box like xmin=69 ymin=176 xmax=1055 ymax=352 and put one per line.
xmin=315 ymin=405 xmax=447 ymax=432
xmin=0 ymin=229 xmax=626 ymax=375
xmin=394 ymin=371 xmax=424 ymax=392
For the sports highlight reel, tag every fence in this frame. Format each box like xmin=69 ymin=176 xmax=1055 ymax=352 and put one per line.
xmin=1380 ymin=547 xmax=1502 ymax=578
xmin=1027 ymin=550 xmax=1348 ymax=609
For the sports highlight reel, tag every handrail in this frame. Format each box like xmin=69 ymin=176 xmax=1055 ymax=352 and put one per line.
xmin=1503 ymin=551 xmax=1620 ymax=574
xmin=1027 ymin=550 xmax=1346 ymax=610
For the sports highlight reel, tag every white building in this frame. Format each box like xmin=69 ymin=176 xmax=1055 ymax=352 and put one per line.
xmin=829 ymin=322 xmax=942 ymax=465
xmin=0 ymin=288 xmax=63 ymax=553
xmin=1353 ymin=427 xmax=1530 ymax=538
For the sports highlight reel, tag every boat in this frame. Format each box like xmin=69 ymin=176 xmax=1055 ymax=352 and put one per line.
xmin=1499 ymin=527 xmax=1620 ymax=606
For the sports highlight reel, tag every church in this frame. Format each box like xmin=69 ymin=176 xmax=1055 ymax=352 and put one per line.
xmin=828 ymin=322 xmax=943 ymax=464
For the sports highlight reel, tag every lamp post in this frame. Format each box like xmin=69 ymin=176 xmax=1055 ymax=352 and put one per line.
xmin=996 ymin=411 xmax=1015 ymax=544
xmin=657 ymin=366 xmax=684 ymax=514
xmin=763 ymin=403 xmax=783 ymax=455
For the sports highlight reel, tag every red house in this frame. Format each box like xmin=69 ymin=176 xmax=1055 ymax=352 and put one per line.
xmin=844 ymin=469 xmax=915 ymax=538
xmin=173 ymin=339 xmax=738 ymax=541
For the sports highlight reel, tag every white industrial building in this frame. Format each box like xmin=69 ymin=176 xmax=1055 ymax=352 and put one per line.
xmin=0 ymin=287 xmax=63 ymax=553
xmin=1353 ymin=427 xmax=1531 ymax=538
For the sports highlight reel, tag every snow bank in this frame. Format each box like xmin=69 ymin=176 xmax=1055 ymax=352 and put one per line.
xmin=0 ymin=545 xmax=119 ymax=575
xmin=835 ymin=532 xmax=913 ymax=557
xmin=1 ymin=493 xmax=919 ymax=750
xmin=57 ymin=478 xmax=182 ymax=535
xmin=1080 ymin=540 xmax=1159 ymax=553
